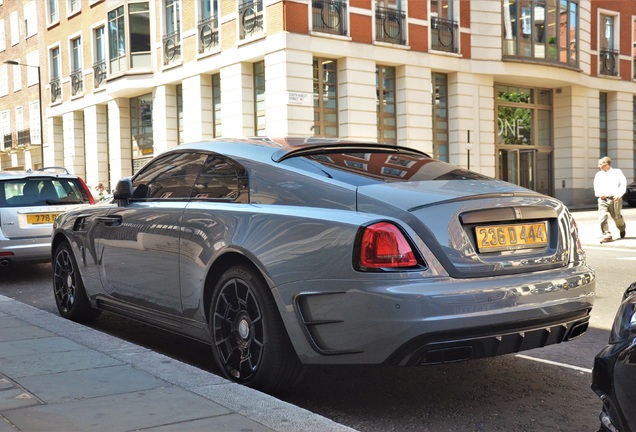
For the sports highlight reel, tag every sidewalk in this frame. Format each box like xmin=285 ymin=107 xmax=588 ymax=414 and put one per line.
xmin=571 ymin=206 xmax=636 ymax=249
xmin=0 ymin=297 xmax=356 ymax=432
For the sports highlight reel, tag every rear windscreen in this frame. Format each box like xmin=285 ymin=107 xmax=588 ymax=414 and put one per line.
xmin=280 ymin=151 xmax=491 ymax=186
xmin=0 ymin=178 xmax=91 ymax=207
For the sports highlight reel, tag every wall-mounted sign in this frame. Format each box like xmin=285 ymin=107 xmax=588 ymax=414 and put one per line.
xmin=288 ymin=91 xmax=312 ymax=106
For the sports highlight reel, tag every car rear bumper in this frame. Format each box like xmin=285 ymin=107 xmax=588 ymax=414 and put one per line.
xmin=0 ymin=236 xmax=51 ymax=265
xmin=277 ymin=264 xmax=595 ymax=365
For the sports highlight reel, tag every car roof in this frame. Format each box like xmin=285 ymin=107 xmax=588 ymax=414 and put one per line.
xmin=172 ymin=138 xmax=431 ymax=163
xmin=0 ymin=167 xmax=77 ymax=180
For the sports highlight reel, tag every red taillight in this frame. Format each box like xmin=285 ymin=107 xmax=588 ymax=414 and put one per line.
xmin=359 ymin=222 xmax=418 ymax=268
xmin=78 ymin=177 xmax=96 ymax=204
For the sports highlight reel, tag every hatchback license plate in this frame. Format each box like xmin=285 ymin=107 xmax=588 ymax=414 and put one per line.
xmin=475 ymin=222 xmax=548 ymax=252
xmin=27 ymin=213 xmax=60 ymax=225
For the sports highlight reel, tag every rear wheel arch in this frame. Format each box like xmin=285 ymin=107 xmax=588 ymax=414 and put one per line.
xmin=203 ymin=253 xmax=303 ymax=391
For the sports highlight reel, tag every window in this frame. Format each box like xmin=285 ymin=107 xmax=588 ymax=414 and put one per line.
xmin=9 ymin=12 xmax=19 ymax=46
xmin=46 ymin=0 xmax=59 ymax=25
xmin=15 ymin=106 xmax=23 ymax=133
xmin=177 ymin=84 xmax=183 ymax=145
xmin=132 ymin=152 xmax=207 ymax=199
xmin=253 ymin=61 xmax=265 ymax=136
xmin=312 ymin=0 xmax=347 ymax=36
xmin=376 ymin=65 xmax=396 ymax=144
xmin=194 ymin=156 xmax=247 ymax=201
xmin=93 ymin=25 xmax=107 ymax=89
xmin=49 ymin=46 xmax=62 ymax=103
xmin=212 ymin=73 xmax=221 ymax=137
xmin=29 ymin=100 xmax=40 ymax=144
xmin=0 ymin=65 xmax=8 ymax=97
xmin=375 ymin=0 xmax=406 ymax=45
xmin=239 ymin=0 xmax=263 ymax=40
xmin=600 ymin=92 xmax=607 ymax=158
xmin=1 ymin=110 xmax=11 ymax=150
xmin=430 ymin=0 xmax=458 ymax=53
xmin=198 ymin=0 xmax=219 ymax=53
xmin=163 ymin=0 xmax=181 ymax=65
xmin=432 ymin=72 xmax=449 ymax=162
xmin=12 ymin=62 xmax=21 ymax=93
xmin=108 ymin=6 xmax=126 ymax=73
xmin=313 ymin=58 xmax=338 ymax=137
xmin=108 ymin=2 xmax=151 ymax=74
xmin=131 ymin=93 xmax=154 ymax=160
xmin=24 ymin=2 xmax=37 ymax=38
xmin=67 ymin=0 xmax=80 ymax=15
xmin=0 ymin=20 xmax=5 ymax=52
xmin=599 ymin=13 xmax=618 ymax=76
xmin=70 ymin=36 xmax=83 ymax=96
xmin=503 ymin=0 xmax=578 ymax=68
xmin=26 ymin=51 xmax=39 ymax=87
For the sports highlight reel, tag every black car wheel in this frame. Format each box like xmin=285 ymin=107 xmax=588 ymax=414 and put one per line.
xmin=209 ymin=265 xmax=302 ymax=392
xmin=53 ymin=242 xmax=100 ymax=322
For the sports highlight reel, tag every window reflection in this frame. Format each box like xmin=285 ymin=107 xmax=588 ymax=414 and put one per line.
xmin=503 ymin=0 xmax=578 ymax=67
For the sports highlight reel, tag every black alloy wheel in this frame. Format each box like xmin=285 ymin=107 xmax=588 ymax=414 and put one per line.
xmin=210 ymin=265 xmax=302 ymax=393
xmin=53 ymin=242 xmax=100 ymax=322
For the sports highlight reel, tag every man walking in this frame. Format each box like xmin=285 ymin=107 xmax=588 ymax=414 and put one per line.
xmin=594 ymin=156 xmax=627 ymax=243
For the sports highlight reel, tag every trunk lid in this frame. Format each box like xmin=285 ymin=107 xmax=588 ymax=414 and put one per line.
xmin=356 ymin=180 xmax=574 ymax=278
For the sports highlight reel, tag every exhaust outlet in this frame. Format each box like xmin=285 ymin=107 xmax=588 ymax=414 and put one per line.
xmin=0 ymin=259 xmax=10 ymax=267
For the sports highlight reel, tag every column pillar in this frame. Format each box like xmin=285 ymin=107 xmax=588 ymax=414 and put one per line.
xmin=62 ymin=111 xmax=85 ymax=178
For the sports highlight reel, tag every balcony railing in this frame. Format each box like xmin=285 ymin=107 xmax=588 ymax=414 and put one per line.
xmin=17 ymin=129 xmax=31 ymax=146
xmin=375 ymin=6 xmax=406 ymax=45
xmin=70 ymin=68 xmax=83 ymax=96
xmin=3 ymin=133 xmax=13 ymax=150
xmin=198 ymin=15 xmax=219 ymax=54
xmin=239 ymin=0 xmax=263 ymax=40
xmin=600 ymin=49 xmax=618 ymax=76
xmin=163 ymin=31 xmax=182 ymax=65
xmin=50 ymin=78 xmax=62 ymax=104
xmin=312 ymin=0 xmax=347 ymax=36
xmin=431 ymin=16 xmax=458 ymax=53
xmin=93 ymin=60 xmax=107 ymax=89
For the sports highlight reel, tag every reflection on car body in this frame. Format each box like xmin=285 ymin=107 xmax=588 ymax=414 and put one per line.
xmin=592 ymin=281 xmax=636 ymax=432
xmin=624 ymin=180 xmax=636 ymax=207
xmin=51 ymin=138 xmax=595 ymax=392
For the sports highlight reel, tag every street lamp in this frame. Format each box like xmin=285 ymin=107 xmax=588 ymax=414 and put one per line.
xmin=4 ymin=60 xmax=44 ymax=167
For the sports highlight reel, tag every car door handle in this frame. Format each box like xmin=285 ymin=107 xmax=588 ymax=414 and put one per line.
xmin=95 ymin=215 xmax=123 ymax=227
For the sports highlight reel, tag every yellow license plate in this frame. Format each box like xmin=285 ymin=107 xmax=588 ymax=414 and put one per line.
xmin=475 ymin=222 xmax=548 ymax=252
xmin=27 ymin=213 xmax=60 ymax=225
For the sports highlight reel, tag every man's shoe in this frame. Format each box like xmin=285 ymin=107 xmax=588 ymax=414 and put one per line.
xmin=620 ymin=229 xmax=626 ymax=239
xmin=600 ymin=237 xmax=613 ymax=244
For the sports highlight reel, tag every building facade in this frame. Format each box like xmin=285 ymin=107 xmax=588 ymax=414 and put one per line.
xmin=0 ymin=0 xmax=635 ymax=207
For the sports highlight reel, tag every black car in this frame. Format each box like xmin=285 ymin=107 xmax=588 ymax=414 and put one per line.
xmin=592 ymin=282 xmax=636 ymax=432
xmin=624 ymin=181 xmax=636 ymax=207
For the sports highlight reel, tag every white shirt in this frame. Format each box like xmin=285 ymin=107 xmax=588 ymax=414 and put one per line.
xmin=594 ymin=167 xmax=627 ymax=198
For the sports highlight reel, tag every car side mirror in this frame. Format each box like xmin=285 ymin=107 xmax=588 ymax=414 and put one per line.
xmin=113 ymin=178 xmax=133 ymax=206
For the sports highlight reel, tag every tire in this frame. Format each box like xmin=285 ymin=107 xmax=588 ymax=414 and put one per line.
xmin=53 ymin=242 xmax=101 ymax=323
xmin=209 ymin=265 xmax=303 ymax=393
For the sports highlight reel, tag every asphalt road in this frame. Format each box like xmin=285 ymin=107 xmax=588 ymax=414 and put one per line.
xmin=0 ymin=245 xmax=632 ymax=431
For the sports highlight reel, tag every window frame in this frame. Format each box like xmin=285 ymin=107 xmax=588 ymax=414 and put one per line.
xmin=376 ymin=65 xmax=396 ymax=144
xmin=46 ymin=0 xmax=59 ymax=27
xmin=312 ymin=57 xmax=338 ymax=138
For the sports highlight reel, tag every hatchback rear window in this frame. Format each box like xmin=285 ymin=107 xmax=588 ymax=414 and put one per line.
xmin=0 ymin=178 xmax=92 ymax=207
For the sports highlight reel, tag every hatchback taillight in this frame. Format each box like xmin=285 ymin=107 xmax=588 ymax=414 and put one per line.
xmin=359 ymin=222 xmax=418 ymax=268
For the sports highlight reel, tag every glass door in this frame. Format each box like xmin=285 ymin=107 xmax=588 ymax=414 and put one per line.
xmin=498 ymin=148 xmax=536 ymax=191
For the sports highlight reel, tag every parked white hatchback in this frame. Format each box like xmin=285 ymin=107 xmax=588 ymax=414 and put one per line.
xmin=0 ymin=168 xmax=94 ymax=266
